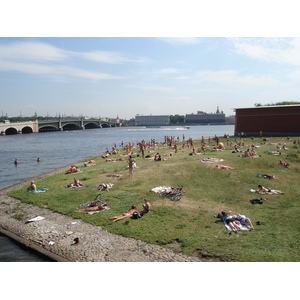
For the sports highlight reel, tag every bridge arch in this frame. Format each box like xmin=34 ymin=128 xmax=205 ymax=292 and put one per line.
xmin=84 ymin=122 xmax=100 ymax=129
xmin=101 ymin=123 xmax=111 ymax=128
xmin=5 ymin=127 xmax=18 ymax=135
xmin=22 ymin=126 xmax=33 ymax=134
xmin=62 ymin=123 xmax=81 ymax=131
xmin=39 ymin=125 xmax=59 ymax=132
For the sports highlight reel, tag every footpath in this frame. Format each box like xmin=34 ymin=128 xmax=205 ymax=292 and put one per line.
xmin=0 ymin=168 xmax=202 ymax=262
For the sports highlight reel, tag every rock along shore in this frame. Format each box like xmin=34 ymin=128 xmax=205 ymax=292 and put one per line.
xmin=0 ymin=165 xmax=203 ymax=262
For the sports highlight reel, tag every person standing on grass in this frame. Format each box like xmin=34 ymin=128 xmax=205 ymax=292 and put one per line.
xmin=128 ymin=155 xmax=136 ymax=178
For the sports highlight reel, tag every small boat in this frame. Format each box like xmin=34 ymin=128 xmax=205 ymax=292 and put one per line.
xmin=184 ymin=126 xmax=190 ymax=129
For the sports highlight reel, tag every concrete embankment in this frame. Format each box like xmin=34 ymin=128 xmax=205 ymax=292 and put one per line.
xmin=0 ymin=168 xmax=202 ymax=262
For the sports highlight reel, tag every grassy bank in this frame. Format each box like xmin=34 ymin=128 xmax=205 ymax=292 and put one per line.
xmin=8 ymin=136 xmax=300 ymax=261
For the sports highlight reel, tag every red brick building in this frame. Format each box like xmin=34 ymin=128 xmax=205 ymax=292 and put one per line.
xmin=234 ymin=105 xmax=300 ymax=137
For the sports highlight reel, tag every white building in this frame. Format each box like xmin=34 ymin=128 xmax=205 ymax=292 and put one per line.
xmin=135 ymin=115 xmax=170 ymax=126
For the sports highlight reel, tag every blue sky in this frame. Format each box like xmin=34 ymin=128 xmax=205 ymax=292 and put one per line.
xmin=1 ymin=3 xmax=299 ymax=120
xmin=1 ymin=37 xmax=300 ymax=120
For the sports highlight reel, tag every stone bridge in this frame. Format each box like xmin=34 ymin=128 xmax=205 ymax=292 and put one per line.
xmin=0 ymin=118 xmax=118 ymax=135
xmin=38 ymin=118 xmax=118 ymax=132
xmin=0 ymin=121 xmax=39 ymax=135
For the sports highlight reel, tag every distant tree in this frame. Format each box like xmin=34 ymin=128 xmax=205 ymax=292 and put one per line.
xmin=255 ymin=101 xmax=300 ymax=107
xmin=169 ymin=114 xmax=184 ymax=124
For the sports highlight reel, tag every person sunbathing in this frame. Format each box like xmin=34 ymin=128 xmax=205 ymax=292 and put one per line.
xmin=139 ymin=198 xmax=151 ymax=216
xmin=75 ymin=202 xmax=107 ymax=213
xmin=84 ymin=162 xmax=96 ymax=167
xmin=277 ymin=160 xmax=290 ymax=168
xmin=109 ymin=205 xmax=138 ymax=223
xmin=216 ymin=164 xmax=234 ymax=169
xmin=66 ymin=178 xmax=84 ymax=188
xmin=234 ymin=214 xmax=254 ymax=230
xmin=257 ymin=174 xmax=275 ymax=179
xmin=256 ymin=185 xmax=284 ymax=194
xmin=220 ymin=211 xmax=241 ymax=232
xmin=98 ymin=183 xmax=113 ymax=191
xmin=74 ymin=178 xmax=84 ymax=187
xmin=27 ymin=181 xmax=37 ymax=192
xmin=65 ymin=165 xmax=79 ymax=174
xmin=189 ymin=148 xmax=203 ymax=155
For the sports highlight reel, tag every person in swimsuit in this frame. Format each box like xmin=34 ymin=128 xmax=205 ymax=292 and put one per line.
xmin=235 ymin=214 xmax=254 ymax=230
xmin=75 ymin=202 xmax=107 ymax=213
xmin=27 ymin=181 xmax=37 ymax=192
xmin=128 ymin=155 xmax=136 ymax=178
xmin=109 ymin=205 xmax=138 ymax=223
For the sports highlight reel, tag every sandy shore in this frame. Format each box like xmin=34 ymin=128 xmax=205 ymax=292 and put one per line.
xmin=0 ymin=165 xmax=205 ymax=262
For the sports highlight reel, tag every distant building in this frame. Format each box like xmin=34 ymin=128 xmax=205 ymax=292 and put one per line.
xmin=185 ymin=107 xmax=225 ymax=125
xmin=135 ymin=115 xmax=170 ymax=126
xmin=234 ymin=105 xmax=300 ymax=136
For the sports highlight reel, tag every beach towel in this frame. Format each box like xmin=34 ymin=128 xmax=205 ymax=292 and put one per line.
xmin=223 ymin=222 xmax=250 ymax=232
xmin=107 ymin=174 xmax=122 ymax=178
xmin=151 ymin=186 xmax=173 ymax=193
xmin=201 ymin=158 xmax=224 ymax=163
xmin=87 ymin=206 xmax=110 ymax=214
xmin=30 ymin=188 xmax=48 ymax=193
xmin=267 ymin=151 xmax=283 ymax=155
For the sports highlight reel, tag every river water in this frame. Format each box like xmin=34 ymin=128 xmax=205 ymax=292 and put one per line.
xmin=0 ymin=125 xmax=234 ymax=261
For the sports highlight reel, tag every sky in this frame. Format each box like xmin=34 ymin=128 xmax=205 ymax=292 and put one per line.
xmin=1 ymin=2 xmax=300 ymax=121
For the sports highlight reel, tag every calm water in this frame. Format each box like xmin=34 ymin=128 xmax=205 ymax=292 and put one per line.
xmin=0 ymin=125 xmax=234 ymax=261
xmin=0 ymin=125 xmax=234 ymax=189
xmin=0 ymin=234 xmax=53 ymax=262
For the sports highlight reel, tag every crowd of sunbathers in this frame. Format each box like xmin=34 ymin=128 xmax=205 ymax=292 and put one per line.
xmin=25 ymin=134 xmax=294 ymax=238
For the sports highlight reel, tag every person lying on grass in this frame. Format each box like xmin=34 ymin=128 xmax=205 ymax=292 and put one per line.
xmin=109 ymin=205 xmax=138 ymax=223
xmin=234 ymin=214 xmax=254 ymax=230
xmin=75 ymin=202 xmax=108 ymax=213
xmin=132 ymin=199 xmax=151 ymax=219
xmin=216 ymin=164 xmax=234 ymax=169
xmin=214 ymin=211 xmax=254 ymax=231
xmin=277 ymin=160 xmax=290 ymax=168
xmin=66 ymin=178 xmax=84 ymax=188
xmin=257 ymin=174 xmax=275 ymax=179
xmin=255 ymin=185 xmax=284 ymax=194
xmin=220 ymin=211 xmax=242 ymax=232
xmin=65 ymin=165 xmax=80 ymax=174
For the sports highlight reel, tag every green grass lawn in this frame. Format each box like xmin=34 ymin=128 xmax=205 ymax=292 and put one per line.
xmin=8 ymin=136 xmax=300 ymax=261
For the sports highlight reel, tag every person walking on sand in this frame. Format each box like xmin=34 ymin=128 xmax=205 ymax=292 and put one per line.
xmin=128 ymin=155 xmax=136 ymax=178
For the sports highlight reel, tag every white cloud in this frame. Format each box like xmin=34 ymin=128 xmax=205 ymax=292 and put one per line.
xmin=0 ymin=40 xmax=68 ymax=62
xmin=79 ymin=50 xmax=149 ymax=64
xmin=195 ymin=69 xmax=278 ymax=87
xmin=230 ymin=37 xmax=300 ymax=66
xmin=0 ymin=40 xmax=123 ymax=80
xmin=0 ymin=59 xmax=121 ymax=80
